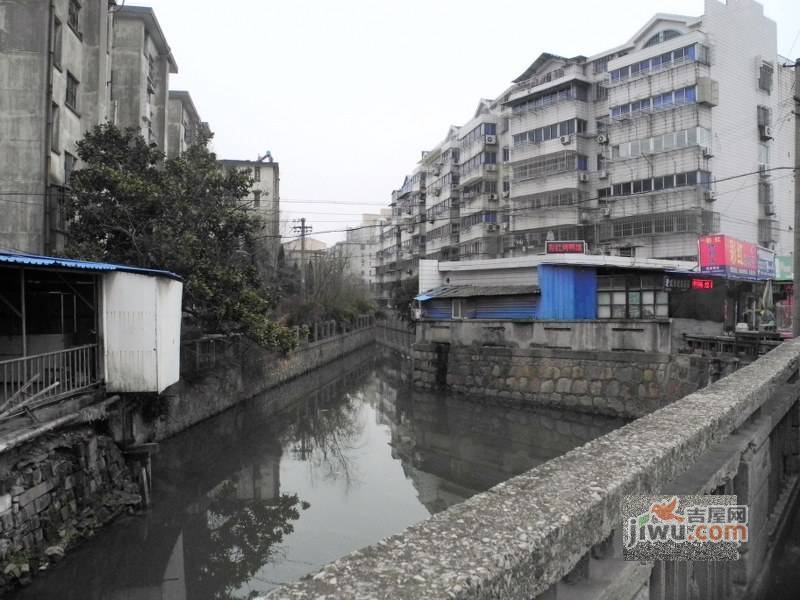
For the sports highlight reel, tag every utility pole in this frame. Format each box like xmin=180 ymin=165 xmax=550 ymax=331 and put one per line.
xmin=792 ymin=59 xmax=800 ymax=337
xmin=292 ymin=218 xmax=312 ymax=301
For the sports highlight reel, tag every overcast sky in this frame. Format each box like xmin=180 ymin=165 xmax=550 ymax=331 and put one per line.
xmin=143 ymin=0 xmax=799 ymax=246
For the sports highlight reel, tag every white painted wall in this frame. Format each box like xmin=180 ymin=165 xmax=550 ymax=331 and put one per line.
xmin=102 ymin=271 xmax=183 ymax=393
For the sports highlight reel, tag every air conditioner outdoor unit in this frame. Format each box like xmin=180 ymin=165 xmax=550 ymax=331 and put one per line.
xmin=601 ymin=207 xmax=612 ymax=218
xmin=702 ymin=147 xmax=714 ymax=158
xmin=485 ymin=164 xmax=497 ymax=172
xmin=502 ymin=191 xmax=510 ymax=198
xmin=765 ymin=201 xmax=776 ymax=216
xmin=703 ymin=190 xmax=716 ymax=202
xmin=560 ymin=135 xmax=572 ymax=145
xmin=487 ymin=193 xmax=498 ymax=201
xmin=763 ymin=126 xmax=773 ymax=139
xmin=502 ymin=222 xmax=510 ymax=231
xmin=598 ymin=170 xmax=608 ymax=179
xmin=596 ymin=134 xmax=609 ymax=144
xmin=578 ymin=172 xmax=589 ymax=183
xmin=432 ymin=187 xmax=441 ymax=196
xmin=487 ymin=224 xmax=499 ymax=232
xmin=485 ymin=135 xmax=497 ymax=145
xmin=433 ymin=168 xmax=441 ymax=176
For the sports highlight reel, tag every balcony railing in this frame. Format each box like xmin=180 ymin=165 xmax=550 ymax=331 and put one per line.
xmin=0 ymin=344 xmax=99 ymax=414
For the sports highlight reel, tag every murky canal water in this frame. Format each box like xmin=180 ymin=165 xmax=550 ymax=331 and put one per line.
xmin=12 ymin=349 xmax=626 ymax=599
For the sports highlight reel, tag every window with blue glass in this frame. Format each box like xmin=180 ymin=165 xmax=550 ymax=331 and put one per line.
xmin=483 ymin=123 xmax=497 ymax=135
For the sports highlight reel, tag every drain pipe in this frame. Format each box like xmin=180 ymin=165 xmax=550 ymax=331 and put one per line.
xmin=42 ymin=0 xmax=56 ymax=254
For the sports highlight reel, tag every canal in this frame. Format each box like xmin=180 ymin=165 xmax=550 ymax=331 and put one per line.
xmin=11 ymin=348 xmax=627 ymax=600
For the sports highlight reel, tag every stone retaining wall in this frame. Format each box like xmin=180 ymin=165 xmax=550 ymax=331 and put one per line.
xmin=412 ymin=342 xmax=739 ymax=418
xmin=0 ymin=427 xmax=140 ymax=591
xmin=136 ymin=326 xmax=376 ymax=442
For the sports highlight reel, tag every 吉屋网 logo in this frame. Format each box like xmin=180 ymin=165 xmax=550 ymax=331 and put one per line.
xmin=622 ymin=495 xmax=748 ymax=561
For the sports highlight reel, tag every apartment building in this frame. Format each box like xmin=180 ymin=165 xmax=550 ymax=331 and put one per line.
xmin=502 ymin=0 xmax=793 ymax=260
xmin=334 ymin=211 xmax=391 ymax=288
xmin=218 ymin=156 xmax=281 ymax=267
xmin=0 ymin=2 xmax=197 ymax=255
xmin=110 ymin=5 xmax=177 ymax=151
xmin=379 ymin=0 xmax=795 ymax=281
xmin=167 ymin=90 xmax=207 ymax=158
xmin=0 ymin=0 xmax=115 ymax=254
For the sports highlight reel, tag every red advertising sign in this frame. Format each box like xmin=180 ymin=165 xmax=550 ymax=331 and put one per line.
xmin=690 ymin=278 xmax=714 ymax=290
xmin=698 ymin=235 xmax=770 ymax=280
xmin=546 ymin=240 xmax=586 ymax=254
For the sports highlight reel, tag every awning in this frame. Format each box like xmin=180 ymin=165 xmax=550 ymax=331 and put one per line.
xmin=415 ymin=285 xmax=539 ymax=302
xmin=0 ymin=251 xmax=182 ymax=280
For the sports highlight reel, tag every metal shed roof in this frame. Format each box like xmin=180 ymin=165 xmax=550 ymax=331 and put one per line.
xmin=416 ymin=285 xmax=539 ymax=302
xmin=0 ymin=252 xmax=182 ymax=280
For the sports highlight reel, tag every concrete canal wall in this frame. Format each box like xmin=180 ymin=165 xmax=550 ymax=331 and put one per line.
xmin=138 ymin=321 xmax=376 ymax=442
xmin=264 ymin=336 xmax=800 ymax=600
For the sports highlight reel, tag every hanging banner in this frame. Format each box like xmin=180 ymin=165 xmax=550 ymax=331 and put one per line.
xmin=698 ymin=235 xmax=774 ymax=280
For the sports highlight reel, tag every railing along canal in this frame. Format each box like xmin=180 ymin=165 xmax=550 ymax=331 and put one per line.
xmin=0 ymin=344 xmax=99 ymax=414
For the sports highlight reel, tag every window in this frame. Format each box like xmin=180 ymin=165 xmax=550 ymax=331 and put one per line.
xmin=53 ymin=18 xmax=63 ymax=69
xmin=644 ymin=29 xmax=682 ymax=48
xmin=253 ymin=191 xmax=261 ymax=208
xmin=64 ymin=152 xmax=76 ymax=186
xmin=68 ymin=0 xmax=80 ymax=32
xmin=597 ymin=276 xmax=669 ymax=319
xmin=254 ymin=167 xmax=261 ymax=182
xmin=65 ymin=72 xmax=78 ymax=110
xmin=759 ymin=62 xmax=773 ymax=93
xmin=50 ymin=103 xmax=60 ymax=152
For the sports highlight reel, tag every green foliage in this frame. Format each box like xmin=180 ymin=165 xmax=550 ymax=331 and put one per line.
xmin=390 ymin=276 xmax=419 ymax=324
xmin=64 ymin=124 xmax=296 ymax=353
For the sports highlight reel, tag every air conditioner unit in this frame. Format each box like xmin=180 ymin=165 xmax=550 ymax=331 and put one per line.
xmin=485 ymin=164 xmax=497 ymax=172
xmin=762 ymin=125 xmax=773 ymax=139
xmin=487 ymin=193 xmax=498 ymax=201
xmin=485 ymin=135 xmax=497 ymax=145
xmin=578 ymin=172 xmax=590 ymax=183
xmin=502 ymin=222 xmax=510 ymax=231
xmin=703 ymin=190 xmax=716 ymax=202
xmin=765 ymin=201 xmax=776 ymax=216
xmin=433 ymin=167 xmax=441 ymax=176
xmin=502 ymin=191 xmax=510 ymax=198
xmin=598 ymin=170 xmax=608 ymax=179
xmin=560 ymin=135 xmax=572 ymax=145
xmin=596 ymin=134 xmax=609 ymax=145
xmin=601 ymin=207 xmax=612 ymax=218
xmin=432 ymin=187 xmax=441 ymax=196
xmin=487 ymin=224 xmax=499 ymax=232
xmin=702 ymin=147 xmax=714 ymax=158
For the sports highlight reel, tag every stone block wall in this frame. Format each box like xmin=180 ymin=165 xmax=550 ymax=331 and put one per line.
xmin=0 ymin=427 xmax=140 ymax=591
xmin=412 ymin=343 xmax=737 ymax=418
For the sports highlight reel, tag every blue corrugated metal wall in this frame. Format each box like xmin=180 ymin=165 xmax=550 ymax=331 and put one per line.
xmin=471 ymin=295 xmax=539 ymax=319
xmin=423 ymin=299 xmax=451 ymax=319
xmin=538 ymin=265 xmax=597 ymax=320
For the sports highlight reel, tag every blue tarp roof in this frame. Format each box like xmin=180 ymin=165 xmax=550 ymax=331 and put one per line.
xmin=0 ymin=251 xmax=182 ymax=280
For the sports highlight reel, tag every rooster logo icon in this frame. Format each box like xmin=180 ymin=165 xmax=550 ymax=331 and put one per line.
xmin=649 ymin=497 xmax=685 ymax=523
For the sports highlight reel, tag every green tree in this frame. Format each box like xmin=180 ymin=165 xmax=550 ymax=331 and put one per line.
xmin=65 ymin=123 xmax=296 ymax=352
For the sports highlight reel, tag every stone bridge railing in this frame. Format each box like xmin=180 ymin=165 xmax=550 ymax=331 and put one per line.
xmin=264 ymin=339 xmax=800 ymax=600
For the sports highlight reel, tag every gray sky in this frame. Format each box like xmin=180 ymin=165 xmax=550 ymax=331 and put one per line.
xmin=144 ymin=0 xmax=800 ymax=246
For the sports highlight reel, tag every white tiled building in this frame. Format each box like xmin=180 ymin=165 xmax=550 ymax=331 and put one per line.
xmin=377 ymin=0 xmax=795 ymax=295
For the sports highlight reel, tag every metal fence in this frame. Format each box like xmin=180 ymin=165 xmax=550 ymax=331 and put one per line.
xmin=0 ymin=344 xmax=99 ymax=413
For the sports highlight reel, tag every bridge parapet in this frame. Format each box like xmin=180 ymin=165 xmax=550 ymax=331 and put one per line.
xmin=264 ymin=338 xmax=800 ymax=600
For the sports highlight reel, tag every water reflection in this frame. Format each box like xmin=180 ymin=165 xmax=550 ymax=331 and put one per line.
xmin=12 ymin=349 xmax=626 ymax=599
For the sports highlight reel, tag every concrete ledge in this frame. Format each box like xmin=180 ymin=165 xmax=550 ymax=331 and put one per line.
xmin=264 ymin=339 xmax=800 ymax=600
